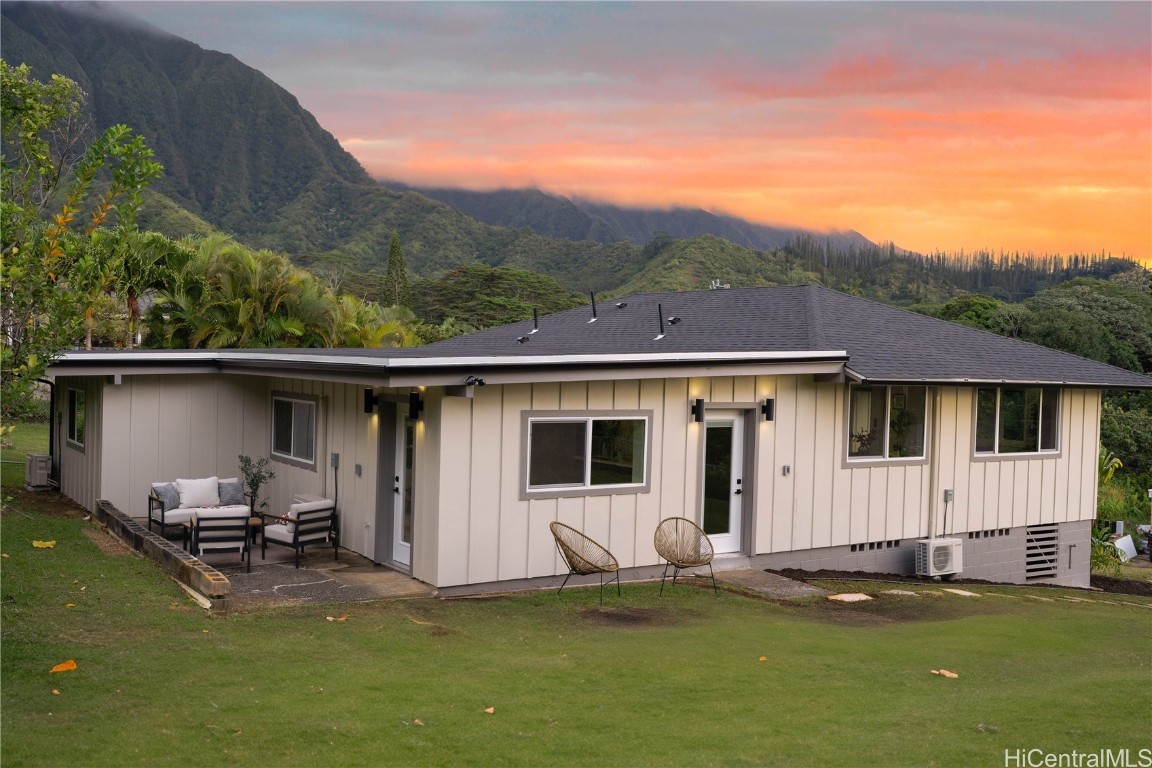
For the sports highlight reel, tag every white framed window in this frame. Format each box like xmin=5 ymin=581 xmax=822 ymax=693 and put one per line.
xmin=522 ymin=411 xmax=651 ymax=499
xmin=847 ymin=385 xmax=927 ymax=461
xmin=67 ymin=388 xmax=85 ymax=449
xmin=975 ymin=387 xmax=1058 ymax=455
xmin=271 ymin=393 xmax=317 ymax=468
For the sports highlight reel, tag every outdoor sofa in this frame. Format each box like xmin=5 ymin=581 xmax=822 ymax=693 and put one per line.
xmin=148 ymin=476 xmax=252 ymax=536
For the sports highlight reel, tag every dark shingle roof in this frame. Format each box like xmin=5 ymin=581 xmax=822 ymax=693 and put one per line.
xmin=419 ymin=284 xmax=1151 ymax=388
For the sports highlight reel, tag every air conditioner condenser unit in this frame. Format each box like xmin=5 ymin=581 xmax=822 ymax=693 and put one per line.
xmin=915 ymin=538 xmax=963 ymax=577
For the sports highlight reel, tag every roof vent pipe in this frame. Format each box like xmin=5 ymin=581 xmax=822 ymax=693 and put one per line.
xmin=588 ymin=292 xmax=598 ymax=323
xmin=529 ymin=307 xmax=539 ymax=334
xmin=654 ymin=303 xmax=665 ymax=340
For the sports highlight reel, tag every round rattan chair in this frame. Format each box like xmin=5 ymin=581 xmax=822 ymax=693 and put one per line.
xmin=653 ymin=517 xmax=717 ymax=594
xmin=549 ymin=521 xmax=621 ymax=604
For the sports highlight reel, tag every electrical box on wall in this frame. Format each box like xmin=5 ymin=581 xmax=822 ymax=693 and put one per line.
xmin=943 ymin=489 xmax=954 ymax=503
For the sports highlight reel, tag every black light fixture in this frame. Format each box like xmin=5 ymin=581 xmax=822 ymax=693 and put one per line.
xmin=408 ymin=391 xmax=425 ymax=420
xmin=363 ymin=389 xmax=377 ymax=414
xmin=761 ymin=398 xmax=775 ymax=422
xmin=691 ymin=398 xmax=705 ymax=423
xmin=464 ymin=375 xmax=486 ymax=387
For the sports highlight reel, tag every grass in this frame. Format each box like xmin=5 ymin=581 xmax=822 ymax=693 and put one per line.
xmin=2 ymin=509 xmax=1150 ymax=767
xmin=1 ymin=421 xmax=49 ymax=489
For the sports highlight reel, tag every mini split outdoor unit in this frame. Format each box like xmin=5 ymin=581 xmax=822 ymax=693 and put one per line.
xmin=915 ymin=538 xmax=964 ymax=577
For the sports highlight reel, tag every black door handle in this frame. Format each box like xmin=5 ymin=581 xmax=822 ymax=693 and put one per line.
xmin=734 ymin=489 xmax=742 ymax=495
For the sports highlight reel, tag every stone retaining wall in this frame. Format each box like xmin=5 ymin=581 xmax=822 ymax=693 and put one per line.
xmin=94 ymin=500 xmax=231 ymax=606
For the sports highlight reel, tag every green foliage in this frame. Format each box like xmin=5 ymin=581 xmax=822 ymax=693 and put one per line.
xmin=2 ymin=60 xmax=162 ymax=421
xmin=382 ymin=231 xmax=411 ymax=308
xmin=610 ymin=234 xmax=822 ymax=295
xmin=237 ymin=454 xmax=275 ymax=510
xmin=1090 ymin=523 xmax=1124 ymax=576
xmin=411 ymin=264 xmax=586 ymax=328
xmin=145 ymin=234 xmax=424 ymax=349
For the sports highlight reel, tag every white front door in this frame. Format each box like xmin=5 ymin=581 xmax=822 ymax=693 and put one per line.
xmin=392 ymin=408 xmax=414 ymax=567
xmin=700 ymin=410 xmax=744 ymax=554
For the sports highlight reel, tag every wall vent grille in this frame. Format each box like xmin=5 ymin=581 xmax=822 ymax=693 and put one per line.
xmin=1024 ymin=524 xmax=1059 ymax=580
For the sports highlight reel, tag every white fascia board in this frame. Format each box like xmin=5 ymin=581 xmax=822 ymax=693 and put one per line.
xmin=846 ymin=371 xmax=1147 ymax=389
xmin=386 ymin=360 xmax=848 ymax=387
xmin=56 ymin=348 xmax=849 ymax=373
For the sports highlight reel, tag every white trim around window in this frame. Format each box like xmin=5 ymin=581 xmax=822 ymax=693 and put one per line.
xmin=520 ymin=410 xmax=653 ymax=500
xmin=271 ymin=392 xmax=318 ymax=470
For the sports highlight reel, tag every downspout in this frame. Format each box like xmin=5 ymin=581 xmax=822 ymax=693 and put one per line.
xmin=925 ymin=387 xmax=943 ymax=540
xmin=36 ymin=378 xmax=56 ymax=484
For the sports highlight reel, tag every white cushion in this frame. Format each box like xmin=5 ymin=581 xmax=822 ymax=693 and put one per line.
xmin=263 ymin=523 xmax=293 ymax=543
xmin=176 ymin=477 xmax=219 ymax=508
xmin=189 ymin=506 xmax=250 ymax=521
xmin=285 ymin=499 xmax=333 ymax=532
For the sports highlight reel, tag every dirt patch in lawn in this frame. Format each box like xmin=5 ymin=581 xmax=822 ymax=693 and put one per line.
xmin=785 ymin=587 xmax=1016 ymax=626
xmin=1 ymin=489 xmax=88 ymax=519
xmin=80 ymin=525 xmax=133 ymax=556
xmin=580 ymin=606 xmax=684 ymax=628
xmin=1089 ymin=575 xmax=1152 ymax=597
xmin=773 ymin=567 xmax=1152 ymax=599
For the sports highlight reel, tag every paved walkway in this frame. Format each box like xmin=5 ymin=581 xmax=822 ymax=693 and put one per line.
xmin=715 ymin=568 xmax=829 ymax=599
xmin=195 ymin=547 xmax=436 ymax=607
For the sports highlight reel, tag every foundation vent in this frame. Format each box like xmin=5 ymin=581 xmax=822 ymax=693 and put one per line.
xmin=1024 ymin=524 xmax=1059 ymax=580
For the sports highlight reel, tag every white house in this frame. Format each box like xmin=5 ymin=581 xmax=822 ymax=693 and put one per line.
xmin=47 ymin=285 xmax=1151 ymax=591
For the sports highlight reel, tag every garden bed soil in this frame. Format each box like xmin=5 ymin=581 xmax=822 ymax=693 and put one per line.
xmin=769 ymin=568 xmax=1152 ymax=598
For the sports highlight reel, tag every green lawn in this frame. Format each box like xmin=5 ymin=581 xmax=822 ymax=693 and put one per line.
xmin=2 ymin=509 xmax=1150 ymax=767
xmin=1 ymin=421 xmax=49 ymax=489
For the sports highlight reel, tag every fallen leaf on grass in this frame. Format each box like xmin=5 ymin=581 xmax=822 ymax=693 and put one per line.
xmin=484 ymin=707 xmax=495 ymax=714
xmin=32 ymin=540 xmax=56 ymax=549
xmin=65 ymin=603 xmax=75 ymax=608
xmin=412 ymin=719 xmax=425 ymax=726
xmin=50 ymin=660 xmax=77 ymax=673
xmin=931 ymin=669 xmax=959 ymax=678
xmin=52 ymin=690 xmax=60 ymax=695
xmin=2 ymin=552 xmax=9 ymax=557
xmin=758 ymin=656 xmax=767 ymax=662
xmin=325 ymin=615 xmax=348 ymax=622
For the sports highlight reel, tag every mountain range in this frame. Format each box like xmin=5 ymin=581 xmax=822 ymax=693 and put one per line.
xmin=2 ymin=0 xmax=886 ymax=295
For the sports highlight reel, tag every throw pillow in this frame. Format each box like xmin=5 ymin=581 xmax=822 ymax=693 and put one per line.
xmin=151 ymin=482 xmax=181 ymax=512
xmin=218 ymin=478 xmax=246 ymax=507
xmin=175 ymin=476 xmax=220 ymax=508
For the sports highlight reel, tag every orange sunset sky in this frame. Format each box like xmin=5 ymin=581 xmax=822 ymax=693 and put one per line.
xmin=121 ymin=2 xmax=1151 ymax=262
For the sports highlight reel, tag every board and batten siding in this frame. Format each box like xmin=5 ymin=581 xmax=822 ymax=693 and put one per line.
xmin=426 ymin=376 xmax=1101 ymax=588
xmin=56 ymin=376 xmax=103 ymax=513
xmin=67 ymin=374 xmax=380 ymax=561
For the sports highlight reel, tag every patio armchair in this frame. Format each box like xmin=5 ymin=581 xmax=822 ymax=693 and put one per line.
xmin=189 ymin=511 xmax=252 ymax=573
xmin=548 ymin=521 xmax=621 ymax=604
xmin=653 ymin=517 xmax=717 ymax=594
xmin=261 ymin=499 xmax=339 ymax=568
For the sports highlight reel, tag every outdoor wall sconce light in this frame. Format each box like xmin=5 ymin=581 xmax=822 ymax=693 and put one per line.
xmin=464 ymin=375 xmax=486 ymax=387
xmin=408 ymin=391 xmax=425 ymax=421
xmin=363 ymin=389 xmax=377 ymax=414
xmin=761 ymin=398 xmax=775 ymax=422
xmin=691 ymin=398 xmax=705 ymax=423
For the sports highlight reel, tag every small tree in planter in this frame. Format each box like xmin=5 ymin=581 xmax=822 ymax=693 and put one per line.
xmin=238 ymin=455 xmax=276 ymax=510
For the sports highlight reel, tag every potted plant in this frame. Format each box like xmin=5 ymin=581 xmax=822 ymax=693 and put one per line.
xmin=238 ymin=454 xmax=276 ymax=511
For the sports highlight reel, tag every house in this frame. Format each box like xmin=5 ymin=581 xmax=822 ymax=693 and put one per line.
xmin=47 ymin=285 xmax=1150 ymax=591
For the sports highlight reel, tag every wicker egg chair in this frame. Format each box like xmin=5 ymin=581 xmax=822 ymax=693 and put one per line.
xmin=549 ymin=521 xmax=621 ymax=604
xmin=653 ymin=517 xmax=717 ymax=594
